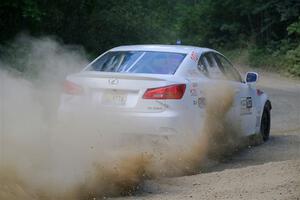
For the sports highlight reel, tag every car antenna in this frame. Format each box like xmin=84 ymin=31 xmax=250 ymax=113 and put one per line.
xmin=176 ymin=40 xmax=182 ymax=45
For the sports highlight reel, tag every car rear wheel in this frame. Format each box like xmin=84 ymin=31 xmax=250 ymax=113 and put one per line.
xmin=260 ymin=103 xmax=271 ymax=141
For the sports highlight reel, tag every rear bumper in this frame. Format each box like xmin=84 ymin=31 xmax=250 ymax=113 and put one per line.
xmin=58 ymin=106 xmax=198 ymax=136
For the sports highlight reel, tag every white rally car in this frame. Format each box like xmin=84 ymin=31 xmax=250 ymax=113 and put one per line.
xmin=59 ymin=45 xmax=271 ymax=141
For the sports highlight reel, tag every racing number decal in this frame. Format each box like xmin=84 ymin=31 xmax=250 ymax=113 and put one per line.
xmin=241 ymin=97 xmax=253 ymax=115
xmin=246 ymin=97 xmax=252 ymax=108
xmin=198 ymin=97 xmax=206 ymax=108
xmin=190 ymin=82 xmax=198 ymax=96
xmin=193 ymin=97 xmax=206 ymax=108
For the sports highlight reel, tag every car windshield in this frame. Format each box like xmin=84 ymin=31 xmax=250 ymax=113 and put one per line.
xmin=87 ymin=51 xmax=186 ymax=74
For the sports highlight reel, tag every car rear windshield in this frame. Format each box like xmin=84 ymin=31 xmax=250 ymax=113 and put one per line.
xmin=87 ymin=51 xmax=186 ymax=74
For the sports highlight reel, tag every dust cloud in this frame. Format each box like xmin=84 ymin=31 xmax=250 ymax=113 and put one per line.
xmin=0 ymin=35 xmax=243 ymax=199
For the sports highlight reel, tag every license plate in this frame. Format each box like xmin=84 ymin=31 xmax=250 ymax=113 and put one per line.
xmin=102 ymin=91 xmax=127 ymax=105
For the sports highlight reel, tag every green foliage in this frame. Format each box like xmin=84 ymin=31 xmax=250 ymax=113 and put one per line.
xmin=1 ymin=0 xmax=299 ymax=49
xmin=248 ymin=47 xmax=268 ymax=68
xmin=0 ymin=0 xmax=300 ymax=76
xmin=287 ymin=16 xmax=300 ymax=37
xmin=247 ymin=47 xmax=279 ymax=69
xmin=285 ymin=45 xmax=300 ymax=76
xmin=0 ymin=0 xmax=44 ymax=41
xmin=22 ymin=0 xmax=43 ymax=21
xmin=179 ymin=0 xmax=300 ymax=48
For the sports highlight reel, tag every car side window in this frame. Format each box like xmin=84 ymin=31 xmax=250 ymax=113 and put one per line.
xmin=202 ymin=53 xmax=224 ymax=79
xmin=214 ymin=53 xmax=242 ymax=82
xmin=198 ymin=56 xmax=209 ymax=77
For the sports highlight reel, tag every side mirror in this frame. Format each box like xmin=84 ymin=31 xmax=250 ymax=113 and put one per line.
xmin=245 ymin=72 xmax=258 ymax=84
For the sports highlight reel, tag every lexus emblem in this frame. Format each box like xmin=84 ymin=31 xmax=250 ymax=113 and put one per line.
xmin=108 ymin=78 xmax=119 ymax=85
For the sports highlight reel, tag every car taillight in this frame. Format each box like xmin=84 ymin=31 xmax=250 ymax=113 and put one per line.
xmin=63 ymin=80 xmax=83 ymax=95
xmin=143 ymin=84 xmax=186 ymax=99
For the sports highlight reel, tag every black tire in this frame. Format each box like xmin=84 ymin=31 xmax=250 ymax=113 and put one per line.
xmin=261 ymin=103 xmax=271 ymax=141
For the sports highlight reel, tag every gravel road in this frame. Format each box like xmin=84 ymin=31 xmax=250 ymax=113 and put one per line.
xmin=115 ymin=70 xmax=300 ymax=200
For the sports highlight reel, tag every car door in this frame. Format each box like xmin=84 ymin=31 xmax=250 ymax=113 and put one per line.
xmin=213 ymin=53 xmax=257 ymax=136
xmin=198 ymin=52 xmax=240 ymax=132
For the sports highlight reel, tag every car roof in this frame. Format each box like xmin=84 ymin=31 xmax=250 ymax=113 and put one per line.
xmin=110 ymin=45 xmax=215 ymax=54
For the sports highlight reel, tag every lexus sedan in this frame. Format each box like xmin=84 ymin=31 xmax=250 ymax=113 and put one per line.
xmin=59 ymin=45 xmax=271 ymax=141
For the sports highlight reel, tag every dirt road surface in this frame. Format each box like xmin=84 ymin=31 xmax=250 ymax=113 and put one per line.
xmin=115 ymin=70 xmax=300 ymax=200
